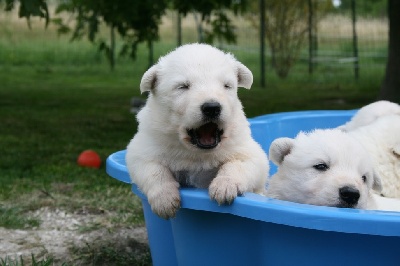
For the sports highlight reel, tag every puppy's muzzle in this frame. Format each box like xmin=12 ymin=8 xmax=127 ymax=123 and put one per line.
xmin=186 ymin=101 xmax=224 ymax=150
xmin=338 ymin=186 xmax=360 ymax=207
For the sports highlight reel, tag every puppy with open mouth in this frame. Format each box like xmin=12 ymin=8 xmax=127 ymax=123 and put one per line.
xmin=126 ymin=44 xmax=269 ymax=219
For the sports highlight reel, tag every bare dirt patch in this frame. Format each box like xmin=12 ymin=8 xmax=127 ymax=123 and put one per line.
xmin=0 ymin=207 xmax=149 ymax=265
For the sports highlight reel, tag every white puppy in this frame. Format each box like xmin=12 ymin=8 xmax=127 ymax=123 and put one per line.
xmin=339 ymin=100 xmax=400 ymax=132
xmin=347 ymin=115 xmax=400 ymax=198
xmin=126 ymin=44 xmax=269 ymax=219
xmin=266 ymin=129 xmax=382 ymax=210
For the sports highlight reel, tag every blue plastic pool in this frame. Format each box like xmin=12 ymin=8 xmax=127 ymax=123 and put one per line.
xmin=106 ymin=110 xmax=400 ymax=266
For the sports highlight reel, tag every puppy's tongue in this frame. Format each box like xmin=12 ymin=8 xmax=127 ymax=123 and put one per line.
xmin=197 ymin=123 xmax=218 ymax=146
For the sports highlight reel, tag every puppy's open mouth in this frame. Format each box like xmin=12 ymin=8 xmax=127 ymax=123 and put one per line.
xmin=187 ymin=122 xmax=224 ymax=149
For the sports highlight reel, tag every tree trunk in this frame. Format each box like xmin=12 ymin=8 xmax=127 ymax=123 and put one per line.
xmin=193 ymin=13 xmax=204 ymax=43
xmin=148 ymin=40 xmax=154 ymax=68
xmin=110 ymin=25 xmax=115 ymax=71
xmin=177 ymin=12 xmax=182 ymax=46
xmin=260 ymin=0 xmax=266 ymax=88
xmin=379 ymin=0 xmax=400 ymax=102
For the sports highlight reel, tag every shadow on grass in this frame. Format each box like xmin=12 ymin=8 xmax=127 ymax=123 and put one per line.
xmin=71 ymin=239 xmax=151 ymax=266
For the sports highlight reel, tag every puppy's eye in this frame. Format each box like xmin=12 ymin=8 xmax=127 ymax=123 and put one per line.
xmin=177 ymin=83 xmax=190 ymax=90
xmin=362 ymin=175 xmax=367 ymax=183
xmin=224 ymin=84 xmax=232 ymax=89
xmin=313 ymin=163 xmax=329 ymax=171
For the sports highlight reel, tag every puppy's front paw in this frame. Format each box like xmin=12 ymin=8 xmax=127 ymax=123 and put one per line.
xmin=147 ymin=183 xmax=180 ymax=219
xmin=209 ymin=176 xmax=245 ymax=205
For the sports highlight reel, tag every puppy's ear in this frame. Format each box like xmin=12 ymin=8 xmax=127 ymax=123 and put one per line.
xmin=372 ymin=170 xmax=383 ymax=192
xmin=236 ymin=62 xmax=253 ymax=89
xmin=269 ymin=138 xmax=294 ymax=165
xmin=140 ymin=65 xmax=158 ymax=94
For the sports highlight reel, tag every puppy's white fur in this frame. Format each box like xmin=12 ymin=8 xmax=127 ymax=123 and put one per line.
xmin=126 ymin=44 xmax=269 ymax=219
xmin=339 ymin=100 xmax=400 ymax=132
xmin=266 ymin=129 xmax=382 ymax=210
xmin=347 ymin=115 xmax=400 ymax=198
xmin=372 ymin=194 xmax=400 ymax=212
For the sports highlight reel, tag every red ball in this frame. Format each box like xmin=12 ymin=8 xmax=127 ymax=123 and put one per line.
xmin=77 ymin=150 xmax=101 ymax=168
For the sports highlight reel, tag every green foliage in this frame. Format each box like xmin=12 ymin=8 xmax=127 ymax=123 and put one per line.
xmin=337 ymin=0 xmax=387 ymax=17
xmin=204 ymin=10 xmax=236 ymax=44
xmin=246 ymin=0 xmax=332 ymax=79
xmin=0 ymin=0 xmax=49 ymax=27
xmin=173 ymin=0 xmax=248 ymax=44
xmin=0 ymin=0 xmax=252 ymax=67
xmin=52 ymin=0 xmax=251 ymax=63
xmin=54 ymin=0 xmax=169 ymax=61
xmin=172 ymin=0 xmax=247 ymax=17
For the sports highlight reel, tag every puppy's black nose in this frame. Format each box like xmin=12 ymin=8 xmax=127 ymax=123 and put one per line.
xmin=201 ymin=102 xmax=221 ymax=119
xmin=339 ymin=186 xmax=360 ymax=205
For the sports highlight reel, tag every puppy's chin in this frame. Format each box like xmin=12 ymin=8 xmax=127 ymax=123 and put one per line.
xmin=303 ymin=198 xmax=359 ymax=209
xmin=334 ymin=201 xmax=359 ymax=209
xmin=186 ymin=122 xmax=224 ymax=150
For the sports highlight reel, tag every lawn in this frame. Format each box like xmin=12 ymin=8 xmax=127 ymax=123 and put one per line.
xmin=0 ymin=64 xmax=151 ymax=265
xmin=0 ymin=10 xmax=387 ymax=265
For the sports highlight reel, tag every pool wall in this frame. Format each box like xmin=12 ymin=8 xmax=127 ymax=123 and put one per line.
xmin=106 ymin=110 xmax=400 ymax=266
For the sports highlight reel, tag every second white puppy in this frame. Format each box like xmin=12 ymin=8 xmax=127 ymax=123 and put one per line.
xmin=346 ymin=115 xmax=400 ymax=198
xmin=266 ymin=129 xmax=387 ymax=210
xmin=339 ymin=100 xmax=400 ymax=132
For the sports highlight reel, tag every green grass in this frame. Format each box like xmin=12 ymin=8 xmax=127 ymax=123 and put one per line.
xmin=0 ymin=65 xmax=150 ymax=264
xmin=0 ymin=254 xmax=60 ymax=266
xmin=70 ymin=240 xmax=152 ymax=266
xmin=0 ymin=64 xmax=146 ymax=220
xmin=0 ymin=11 xmax=387 ymax=265
xmin=0 ymin=206 xmax=40 ymax=229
